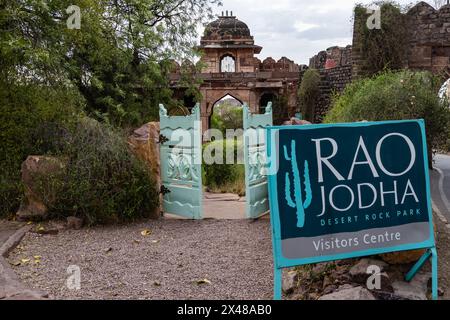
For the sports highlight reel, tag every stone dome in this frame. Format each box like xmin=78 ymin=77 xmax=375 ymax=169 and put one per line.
xmin=203 ymin=15 xmax=251 ymax=39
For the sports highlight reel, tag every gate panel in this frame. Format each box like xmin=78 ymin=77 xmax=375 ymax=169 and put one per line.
xmin=159 ymin=104 xmax=203 ymax=219
xmin=244 ymin=103 xmax=273 ymax=219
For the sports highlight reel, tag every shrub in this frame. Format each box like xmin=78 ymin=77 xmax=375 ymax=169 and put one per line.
xmin=0 ymin=81 xmax=83 ymax=218
xmin=210 ymin=103 xmax=243 ymax=133
xmin=298 ymin=68 xmax=321 ymax=122
xmin=325 ymin=70 xmax=450 ymax=166
xmin=34 ymin=118 xmax=159 ymax=225
xmin=353 ymin=2 xmax=409 ymax=77
xmin=203 ymin=139 xmax=245 ymax=196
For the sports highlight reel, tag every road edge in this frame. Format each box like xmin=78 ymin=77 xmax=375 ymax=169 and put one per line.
xmin=432 ymin=167 xmax=450 ymax=231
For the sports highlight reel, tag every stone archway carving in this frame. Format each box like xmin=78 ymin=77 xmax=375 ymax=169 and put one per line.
xmin=208 ymin=92 xmax=245 ymax=113
xmin=200 ymin=88 xmax=257 ymax=131
xmin=169 ymin=13 xmax=301 ymax=133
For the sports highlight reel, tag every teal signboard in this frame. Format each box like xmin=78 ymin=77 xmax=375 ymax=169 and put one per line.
xmin=266 ymin=120 xmax=438 ymax=300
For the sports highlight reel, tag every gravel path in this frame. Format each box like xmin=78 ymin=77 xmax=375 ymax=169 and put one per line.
xmin=7 ymin=219 xmax=273 ymax=300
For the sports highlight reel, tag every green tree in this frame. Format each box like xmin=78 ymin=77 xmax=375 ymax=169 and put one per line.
xmin=353 ymin=2 xmax=409 ymax=78
xmin=0 ymin=0 xmax=221 ymax=217
xmin=1 ymin=0 xmax=221 ymax=127
xmin=298 ymin=68 xmax=321 ymax=123
xmin=325 ymin=70 xmax=450 ymax=167
xmin=211 ymin=102 xmax=243 ymax=133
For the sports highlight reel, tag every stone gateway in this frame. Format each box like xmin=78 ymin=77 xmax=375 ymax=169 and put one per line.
xmin=169 ymin=12 xmax=303 ymax=133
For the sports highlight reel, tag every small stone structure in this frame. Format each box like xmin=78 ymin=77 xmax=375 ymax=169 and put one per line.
xmin=169 ymin=12 xmax=304 ymax=131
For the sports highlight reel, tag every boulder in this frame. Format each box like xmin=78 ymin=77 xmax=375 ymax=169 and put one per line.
xmin=392 ymin=281 xmax=427 ymax=300
xmin=319 ymin=286 xmax=376 ymax=300
xmin=379 ymin=223 xmax=436 ymax=265
xmin=374 ymin=272 xmax=394 ymax=293
xmin=282 ymin=271 xmax=298 ymax=294
xmin=337 ymin=284 xmax=355 ymax=291
xmin=349 ymin=258 xmax=388 ymax=284
xmin=66 ymin=216 xmax=83 ymax=230
xmin=322 ymin=276 xmax=333 ymax=289
xmin=128 ymin=122 xmax=161 ymax=219
xmin=312 ymin=262 xmax=329 ymax=275
xmin=283 ymin=118 xmax=312 ymax=126
xmin=323 ymin=285 xmax=337 ymax=295
xmin=16 ymin=156 xmax=66 ymax=221
xmin=409 ymin=272 xmax=431 ymax=293
xmin=379 ymin=249 xmax=426 ymax=265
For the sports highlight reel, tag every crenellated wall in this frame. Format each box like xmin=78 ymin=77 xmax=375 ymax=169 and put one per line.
xmin=309 ymin=2 xmax=450 ymax=123
xmin=353 ymin=1 xmax=450 ymax=79
xmin=308 ymin=46 xmax=353 ymax=123
xmin=259 ymin=57 xmax=300 ymax=72
xmin=406 ymin=2 xmax=450 ymax=73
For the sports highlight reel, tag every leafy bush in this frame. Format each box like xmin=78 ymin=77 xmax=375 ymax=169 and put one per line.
xmin=325 ymin=70 xmax=450 ymax=165
xmin=0 ymin=81 xmax=83 ymax=218
xmin=35 ymin=118 xmax=159 ymax=225
xmin=2 ymin=0 xmax=217 ymax=129
xmin=298 ymin=68 xmax=321 ymax=122
xmin=203 ymin=139 xmax=245 ymax=196
xmin=211 ymin=103 xmax=243 ymax=133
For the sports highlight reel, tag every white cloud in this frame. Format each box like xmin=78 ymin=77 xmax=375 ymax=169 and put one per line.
xmin=294 ymin=21 xmax=319 ymax=33
xmin=201 ymin=0 xmax=418 ymax=64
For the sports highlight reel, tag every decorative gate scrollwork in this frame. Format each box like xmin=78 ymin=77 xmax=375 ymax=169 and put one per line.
xmin=159 ymin=104 xmax=203 ymax=219
xmin=167 ymin=152 xmax=200 ymax=182
xmin=243 ymin=103 xmax=273 ymax=219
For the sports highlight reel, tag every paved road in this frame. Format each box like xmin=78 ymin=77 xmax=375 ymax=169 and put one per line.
xmin=431 ymin=154 xmax=450 ymax=222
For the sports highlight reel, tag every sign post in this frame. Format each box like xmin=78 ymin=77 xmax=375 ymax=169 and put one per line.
xmin=266 ymin=120 xmax=438 ymax=300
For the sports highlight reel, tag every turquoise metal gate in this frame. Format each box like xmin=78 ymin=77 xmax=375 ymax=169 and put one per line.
xmin=243 ymin=103 xmax=273 ymax=219
xmin=159 ymin=104 xmax=203 ymax=219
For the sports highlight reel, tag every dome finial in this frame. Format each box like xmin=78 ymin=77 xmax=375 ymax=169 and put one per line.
xmin=202 ymin=12 xmax=252 ymax=38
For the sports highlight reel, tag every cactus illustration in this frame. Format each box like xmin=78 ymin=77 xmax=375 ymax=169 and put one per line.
xmin=284 ymin=140 xmax=312 ymax=228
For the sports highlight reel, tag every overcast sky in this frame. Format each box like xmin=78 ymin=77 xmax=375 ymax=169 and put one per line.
xmin=199 ymin=0 xmax=434 ymax=65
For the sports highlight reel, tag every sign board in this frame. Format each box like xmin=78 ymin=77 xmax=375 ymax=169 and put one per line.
xmin=266 ymin=120 xmax=438 ymax=300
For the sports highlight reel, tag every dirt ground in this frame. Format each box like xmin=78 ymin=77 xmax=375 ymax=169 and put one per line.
xmin=7 ymin=219 xmax=273 ymax=300
xmin=6 ymin=212 xmax=450 ymax=300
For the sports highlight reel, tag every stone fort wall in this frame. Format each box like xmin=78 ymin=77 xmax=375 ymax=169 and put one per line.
xmin=309 ymin=1 xmax=450 ymax=123
xmin=309 ymin=46 xmax=353 ymax=123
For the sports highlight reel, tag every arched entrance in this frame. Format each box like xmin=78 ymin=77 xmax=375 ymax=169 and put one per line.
xmin=209 ymin=94 xmax=244 ymax=135
xmin=159 ymin=101 xmax=273 ymax=220
xmin=201 ymin=90 xmax=252 ymax=138
xmin=205 ymin=94 xmax=245 ymax=205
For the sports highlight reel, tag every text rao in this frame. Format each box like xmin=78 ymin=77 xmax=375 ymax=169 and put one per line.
xmin=312 ymin=133 xmax=420 ymax=218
